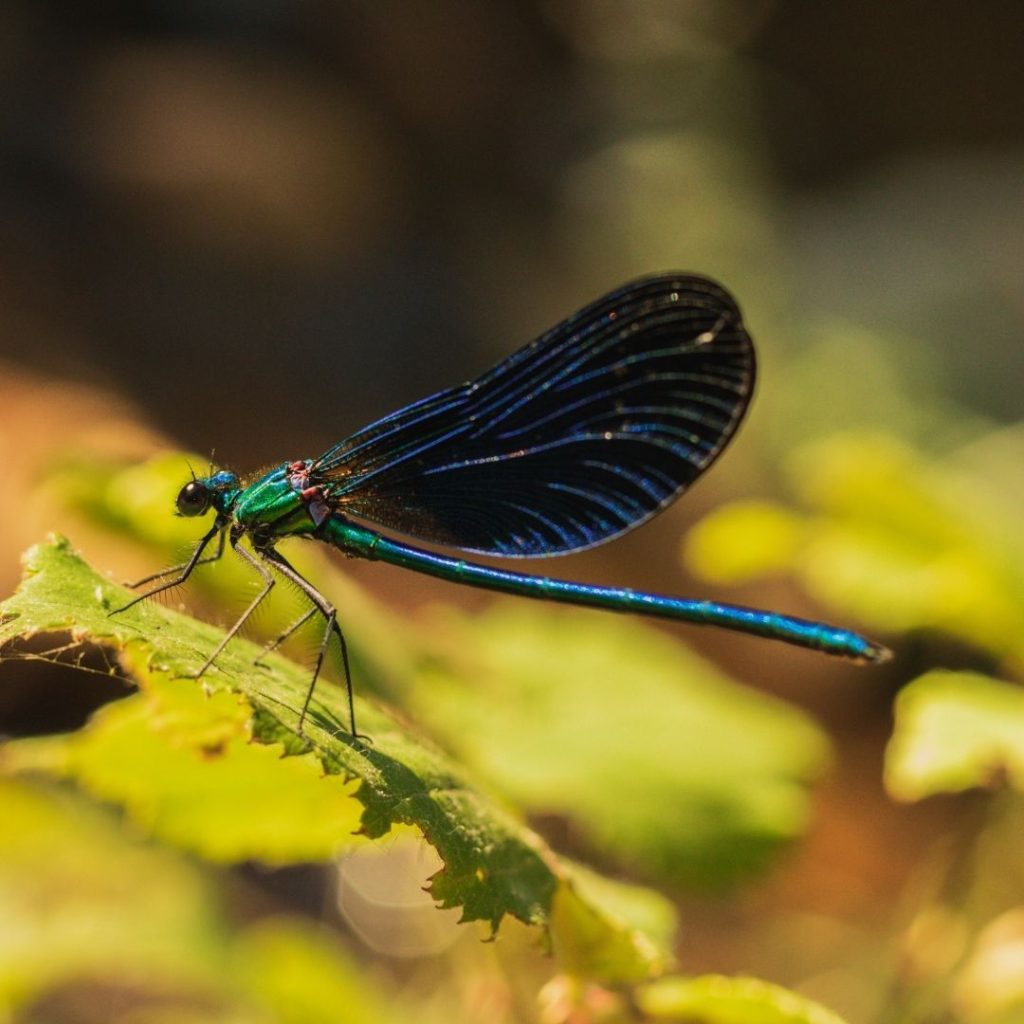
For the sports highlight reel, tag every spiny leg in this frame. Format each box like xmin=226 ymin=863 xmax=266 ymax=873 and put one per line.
xmin=126 ymin=528 xmax=227 ymax=589
xmin=260 ymin=547 xmax=362 ymax=740
xmin=254 ymin=605 xmax=318 ymax=665
xmin=194 ymin=540 xmax=275 ymax=677
xmin=113 ymin=523 xmax=225 ymax=614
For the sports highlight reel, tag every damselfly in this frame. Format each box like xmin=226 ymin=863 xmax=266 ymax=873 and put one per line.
xmin=116 ymin=275 xmax=888 ymax=737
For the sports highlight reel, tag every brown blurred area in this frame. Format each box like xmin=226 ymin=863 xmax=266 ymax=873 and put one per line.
xmin=1 ymin=0 xmax=1022 ymax=458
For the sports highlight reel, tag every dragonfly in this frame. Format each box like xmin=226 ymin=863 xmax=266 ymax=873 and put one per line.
xmin=115 ymin=275 xmax=889 ymax=739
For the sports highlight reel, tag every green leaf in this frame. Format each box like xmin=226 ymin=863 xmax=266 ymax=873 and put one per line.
xmin=563 ymin=862 xmax=678 ymax=957
xmin=0 ymin=772 xmax=671 ymax=1018
xmin=408 ymin=603 xmax=831 ymax=889
xmin=549 ymin=882 xmax=668 ymax=986
xmin=0 ymin=536 xmax=550 ymax=926
xmin=231 ymin=917 xmax=405 ymax=1024
xmin=0 ymin=777 xmax=401 ymax=1022
xmin=0 ymin=536 xmax=672 ymax=982
xmin=637 ymin=974 xmax=850 ymax=1024
xmin=0 ymin=777 xmax=225 ymax=1010
xmin=6 ymin=681 xmax=367 ymax=864
xmin=685 ymin=500 xmax=805 ymax=582
xmin=885 ymin=670 xmax=1024 ymax=800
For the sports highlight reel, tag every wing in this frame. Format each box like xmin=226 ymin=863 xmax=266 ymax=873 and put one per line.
xmin=313 ymin=274 xmax=756 ymax=557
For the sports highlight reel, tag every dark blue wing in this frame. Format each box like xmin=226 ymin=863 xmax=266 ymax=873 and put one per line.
xmin=313 ymin=274 xmax=756 ymax=557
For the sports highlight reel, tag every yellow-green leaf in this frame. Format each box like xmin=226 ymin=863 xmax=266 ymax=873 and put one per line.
xmin=686 ymin=500 xmax=805 ymax=582
xmin=6 ymin=680 xmax=366 ymax=863
xmin=885 ymin=670 xmax=1024 ymax=800
xmin=638 ymin=974 xmax=850 ymax=1024
xmin=0 ymin=778 xmax=401 ymax=1021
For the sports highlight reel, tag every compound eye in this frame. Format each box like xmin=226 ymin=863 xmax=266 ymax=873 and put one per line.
xmin=176 ymin=480 xmax=210 ymax=517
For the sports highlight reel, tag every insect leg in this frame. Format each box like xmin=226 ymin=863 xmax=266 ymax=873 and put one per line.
xmin=194 ymin=539 xmax=274 ymax=677
xmin=113 ymin=523 xmax=226 ymax=613
xmin=260 ymin=548 xmax=361 ymax=740
xmin=254 ymin=605 xmax=318 ymax=665
xmin=125 ymin=528 xmax=227 ymax=589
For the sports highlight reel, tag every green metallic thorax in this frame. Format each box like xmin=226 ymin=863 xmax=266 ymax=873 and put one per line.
xmin=230 ymin=463 xmax=319 ymax=538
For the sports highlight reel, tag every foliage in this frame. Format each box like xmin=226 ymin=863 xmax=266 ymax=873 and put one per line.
xmin=409 ymin=604 xmax=829 ymax=889
xmin=0 ymin=538 xmax=663 ymax=967
xmin=0 ymin=776 xmax=404 ymax=1023
xmin=886 ymin=670 xmax=1024 ymax=800
xmin=636 ymin=975 xmax=849 ymax=1024
xmin=0 ymin=535 xmax=859 ymax=1022
xmin=687 ymin=429 xmax=1024 ymax=1024
xmin=51 ymin=453 xmax=836 ymax=892
xmin=5 ymin=425 xmax=1024 ymax=1021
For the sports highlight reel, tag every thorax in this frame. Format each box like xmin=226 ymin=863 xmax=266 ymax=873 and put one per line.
xmin=232 ymin=460 xmax=329 ymax=538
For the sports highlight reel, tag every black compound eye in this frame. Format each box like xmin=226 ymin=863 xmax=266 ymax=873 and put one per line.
xmin=176 ymin=480 xmax=210 ymax=517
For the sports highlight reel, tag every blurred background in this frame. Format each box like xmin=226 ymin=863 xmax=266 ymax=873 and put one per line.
xmin=3 ymin=0 xmax=1022 ymax=453
xmin=1 ymin=2 xmax=1024 ymax=1023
